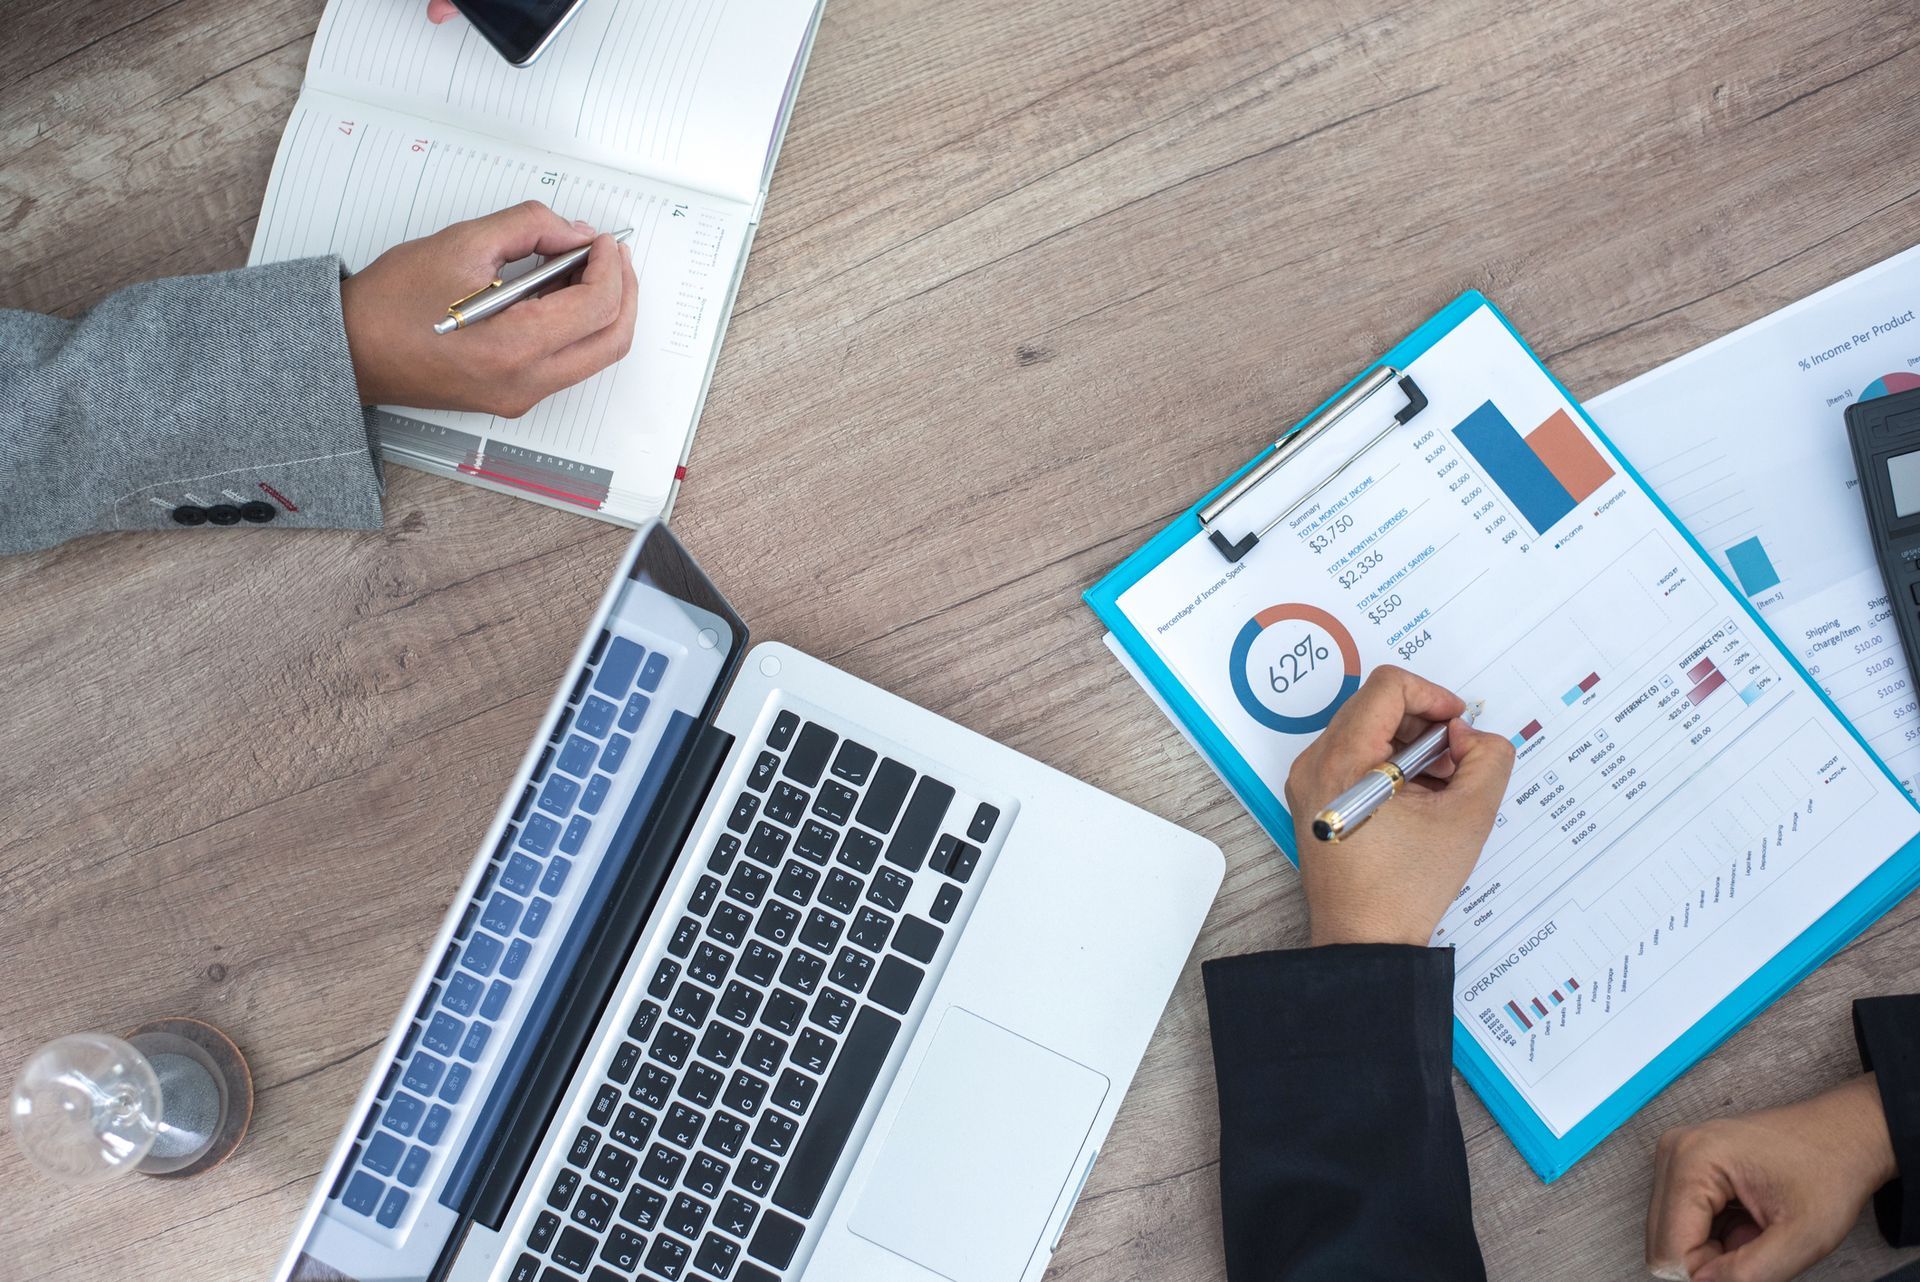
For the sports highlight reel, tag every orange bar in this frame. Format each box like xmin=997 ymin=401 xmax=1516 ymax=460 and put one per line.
xmin=1524 ymin=410 xmax=1615 ymax=503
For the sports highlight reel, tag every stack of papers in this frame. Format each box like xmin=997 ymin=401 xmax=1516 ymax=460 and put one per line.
xmin=1593 ymin=246 xmax=1920 ymax=789
xmin=1087 ymin=280 xmax=1920 ymax=1179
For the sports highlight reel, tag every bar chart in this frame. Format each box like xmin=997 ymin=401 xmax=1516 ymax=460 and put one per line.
xmin=1453 ymin=401 xmax=1618 ymax=535
xmin=1561 ymin=672 xmax=1601 ymax=705
xmin=1509 ymin=673 xmax=1600 ymax=748
xmin=1434 ymin=532 xmax=1788 ymax=963
xmin=1724 ymin=536 xmax=1782 ymax=597
xmin=1684 ymin=653 xmax=1764 ymax=706
xmin=1502 ymin=981 xmax=1582 ymax=1035
xmin=1510 ymin=718 xmax=1544 ymax=750
xmin=1464 ymin=716 xmax=1876 ymax=1089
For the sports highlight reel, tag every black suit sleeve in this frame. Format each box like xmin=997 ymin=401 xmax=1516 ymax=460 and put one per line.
xmin=1855 ymin=995 xmax=1920 ymax=1247
xmin=1202 ymin=945 xmax=1485 ymax=1282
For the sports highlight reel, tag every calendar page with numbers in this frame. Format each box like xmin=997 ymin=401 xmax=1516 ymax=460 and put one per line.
xmin=249 ymin=0 xmax=826 ymax=525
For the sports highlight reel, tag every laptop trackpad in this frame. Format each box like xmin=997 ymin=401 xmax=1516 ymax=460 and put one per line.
xmin=849 ymin=1008 xmax=1108 ymax=1280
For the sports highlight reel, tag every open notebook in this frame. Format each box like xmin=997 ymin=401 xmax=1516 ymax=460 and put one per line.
xmin=249 ymin=0 xmax=825 ymax=523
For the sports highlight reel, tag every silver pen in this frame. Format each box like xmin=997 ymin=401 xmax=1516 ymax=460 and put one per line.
xmin=1311 ymin=700 xmax=1484 ymax=842
xmin=433 ymin=227 xmax=633 ymax=334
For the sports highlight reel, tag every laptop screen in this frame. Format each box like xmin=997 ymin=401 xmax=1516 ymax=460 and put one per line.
xmin=287 ymin=523 xmax=748 ymax=1282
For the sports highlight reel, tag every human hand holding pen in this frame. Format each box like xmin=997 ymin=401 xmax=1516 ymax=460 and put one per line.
xmin=1311 ymin=697 xmax=1483 ymax=842
xmin=1284 ymin=666 xmax=1515 ymax=946
xmin=340 ymin=201 xmax=637 ymax=418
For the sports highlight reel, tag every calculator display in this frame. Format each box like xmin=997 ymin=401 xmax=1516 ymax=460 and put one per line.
xmin=1889 ymin=449 xmax=1920 ymax=518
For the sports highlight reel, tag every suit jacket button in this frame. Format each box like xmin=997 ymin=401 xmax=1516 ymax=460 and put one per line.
xmin=239 ymin=501 xmax=277 ymax=523
xmin=205 ymin=504 xmax=242 ymax=525
xmin=171 ymin=505 xmax=208 ymax=526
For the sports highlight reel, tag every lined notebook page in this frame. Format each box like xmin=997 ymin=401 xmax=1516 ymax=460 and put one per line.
xmin=251 ymin=91 xmax=746 ymax=513
xmin=306 ymin=0 xmax=818 ymax=204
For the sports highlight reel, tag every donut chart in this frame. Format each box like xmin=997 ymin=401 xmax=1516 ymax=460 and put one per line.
xmin=1229 ymin=603 xmax=1363 ymax=733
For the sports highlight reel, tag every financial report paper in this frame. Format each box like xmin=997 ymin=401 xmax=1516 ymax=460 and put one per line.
xmin=1111 ymin=302 xmax=1920 ymax=1137
xmin=1593 ymin=246 xmax=1920 ymax=794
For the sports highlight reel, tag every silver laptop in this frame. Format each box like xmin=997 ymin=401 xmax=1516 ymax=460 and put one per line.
xmin=276 ymin=522 xmax=1222 ymax=1282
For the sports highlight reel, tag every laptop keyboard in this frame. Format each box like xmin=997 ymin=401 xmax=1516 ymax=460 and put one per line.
xmin=504 ymin=708 xmax=1001 ymax=1282
xmin=329 ymin=630 xmax=672 ymax=1237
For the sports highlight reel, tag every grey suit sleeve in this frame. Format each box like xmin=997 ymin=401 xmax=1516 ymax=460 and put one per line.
xmin=0 ymin=255 xmax=385 ymax=555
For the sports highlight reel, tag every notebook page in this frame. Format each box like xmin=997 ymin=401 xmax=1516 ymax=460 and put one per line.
xmin=305 ymin=0 xmax=819 ymax=204
xmin=1110 ymin=302 xmax=1920 ymax=1137
xmin=250 ymin=90 xmax=748 ymax=516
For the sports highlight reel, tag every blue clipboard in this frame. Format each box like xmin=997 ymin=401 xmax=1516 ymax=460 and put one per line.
xmin=1085 ymin=291 xmax=1920 ymax=1181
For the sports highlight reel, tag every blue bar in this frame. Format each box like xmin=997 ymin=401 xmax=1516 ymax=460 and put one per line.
xmin=1452 ymin=401 xmax=1576 ymax=534
xmin=1561 ymin=686 xmax=1582 ymax=705
xmin=1739 ymin=683 xmax=1762 ymax=705
xmin=1725 ymin=536 xmax=1781 ymax=596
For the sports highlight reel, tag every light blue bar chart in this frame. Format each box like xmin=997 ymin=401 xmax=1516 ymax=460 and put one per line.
xmin=1724 ymin=535 xmax=1781 ymax=597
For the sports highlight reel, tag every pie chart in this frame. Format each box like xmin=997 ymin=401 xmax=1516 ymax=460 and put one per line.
xmin=1862 ymin=372 xmax=1920 ymax=400
xmin=1228 ymin=603 xmax=1363 ymax=733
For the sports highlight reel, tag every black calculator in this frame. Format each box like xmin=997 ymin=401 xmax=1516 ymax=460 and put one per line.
xmin=1846 ymin=385 xmax=1920 ymax=692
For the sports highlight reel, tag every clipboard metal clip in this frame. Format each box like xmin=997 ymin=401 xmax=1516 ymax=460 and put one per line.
xmin=1198 ymin=365 xmax=1428 ymax=562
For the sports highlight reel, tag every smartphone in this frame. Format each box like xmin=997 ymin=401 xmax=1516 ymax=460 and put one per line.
xmin=452 ymin=0 xmax=590 ymax=67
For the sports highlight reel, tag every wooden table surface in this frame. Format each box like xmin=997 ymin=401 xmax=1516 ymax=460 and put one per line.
xmin=6 ymin=0 xmax=1920 ymax=1278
